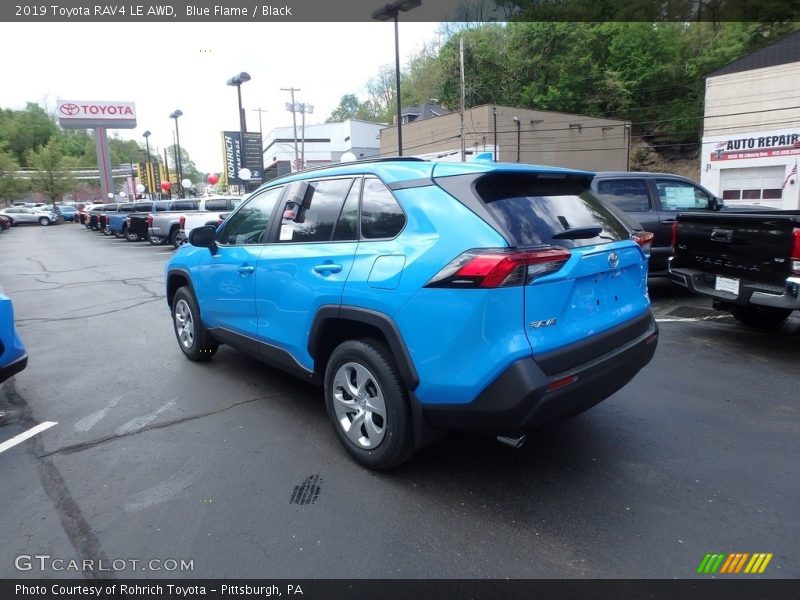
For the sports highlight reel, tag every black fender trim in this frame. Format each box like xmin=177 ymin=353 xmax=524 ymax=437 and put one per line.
xmin=165 ymin=268 xmax=197 ymax=310
xmin=308 ymin=305 xmax=419 ymax=391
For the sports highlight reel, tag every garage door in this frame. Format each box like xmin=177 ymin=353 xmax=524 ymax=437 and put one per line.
xmin=719 ymin=166 xmax=785 ymax=208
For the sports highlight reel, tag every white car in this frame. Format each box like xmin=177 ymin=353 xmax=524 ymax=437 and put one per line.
xmin=0 ymin=206 xmax=59 ymax=226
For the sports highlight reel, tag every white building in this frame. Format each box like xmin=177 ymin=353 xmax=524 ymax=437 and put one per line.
xmin=262 ymin=119 xmax=385 ymax=179
xmin=700 ymin=31 xmax=800 ymax=210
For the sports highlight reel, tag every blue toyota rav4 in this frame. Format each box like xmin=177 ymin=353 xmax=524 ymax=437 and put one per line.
xmin=166 ymin=159 xmax=658 ymax=469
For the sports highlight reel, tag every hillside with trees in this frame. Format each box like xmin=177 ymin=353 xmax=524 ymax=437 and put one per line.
xmin=329 ymin=21 xmax=799 ymax=175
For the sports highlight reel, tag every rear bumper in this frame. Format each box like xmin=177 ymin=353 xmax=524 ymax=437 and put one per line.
xmin=0 ymin=352 xmax=28 ymax=384
xmin=421 ymin=313 xmax=658 ymax=433
xmin=669 ymin=262 xmax=800 ymax=311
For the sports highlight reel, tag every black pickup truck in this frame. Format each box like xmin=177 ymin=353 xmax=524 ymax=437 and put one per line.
xmin=668 ymin=211 xmax=800 ymax=328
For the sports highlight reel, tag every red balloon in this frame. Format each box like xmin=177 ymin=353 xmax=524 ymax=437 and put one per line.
xmin=207 ymin=173 xmax=219 ymax=185
xmin=161 ymin=181 xmax=172 ymax=191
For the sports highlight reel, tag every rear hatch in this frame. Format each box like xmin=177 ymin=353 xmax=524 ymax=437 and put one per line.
xmin=673 ymin=212 xmax=799 ymax=286
xmin=435 ymin=169 xmax=651 ymax=375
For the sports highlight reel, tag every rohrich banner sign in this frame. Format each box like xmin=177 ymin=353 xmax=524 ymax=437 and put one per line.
xmin=57 ymin=100 xmax=137 ymax=129
xmin=221 ymin=131 xmax=243 ymax=185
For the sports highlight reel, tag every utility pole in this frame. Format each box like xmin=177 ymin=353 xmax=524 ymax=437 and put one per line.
xmin=282 ymin=87 xmax=301 ymax=170
xmin=460 ymin=36 xmax=466 ymax=162
xmin=299 ymin=103 xmax=314 ymax=170
xmin=251 ymin=107 xmax=268 ymax=135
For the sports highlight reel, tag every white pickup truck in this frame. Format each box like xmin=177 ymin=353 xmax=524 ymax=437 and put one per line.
xmin=173 ymin=197 xmax=244 ymax=248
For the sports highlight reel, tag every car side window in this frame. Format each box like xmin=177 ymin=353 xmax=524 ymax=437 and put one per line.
xmin=595 ymin=179 xmax=650 ymax=212
xmin=205 ymin=199 xmax=227 ymax=211
xmin=278 ymin=178 xmax=355 ymax=243
xmin=331 ymin=178 xmax=361 ymax=241
xmin=656 ymin=180 xmax=711 ymax=211
xmin=218 ymin=186 xmax=283 ymax=246
xmin=173 ymin=200 xmax=198 ymax=211
xmin=360 ymin=177 xmax=405 ymax=239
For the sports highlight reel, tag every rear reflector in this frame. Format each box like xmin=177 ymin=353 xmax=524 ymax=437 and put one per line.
xmin=179 ymin=216 xmax=186 ymax=228
xmin=146 ymin=214 xmax=154 ymax=226
xmin=671 ymin=221 xmax=679 ymax=252
xmin=425 ymin=247 xmax=571 ymax=289
xmin=791 ymin=228 xmax=800 ymax=275
xmin=547 ymin=374 xmax=577 ymax=392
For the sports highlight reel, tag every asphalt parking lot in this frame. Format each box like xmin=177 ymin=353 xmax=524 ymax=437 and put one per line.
xmin=0 ymin=223 xmax=798 ymax=579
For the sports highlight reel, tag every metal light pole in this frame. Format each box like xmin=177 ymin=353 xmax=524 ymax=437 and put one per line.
xmin=299 ymin=103 xmax=314 ymax=170
xmin=169 ymin=110 xmax=184 ymax=198
xmin=227 ymin=72 xmax=251 ymax=134
xmin=513 ymin=117 xmax=520 ymax=163
xmin=372 ymin=0 xmax=421 ymax=157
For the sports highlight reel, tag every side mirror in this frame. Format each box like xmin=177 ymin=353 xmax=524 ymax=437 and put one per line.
xmin=189 ymin=225 xmax=217 ymax=255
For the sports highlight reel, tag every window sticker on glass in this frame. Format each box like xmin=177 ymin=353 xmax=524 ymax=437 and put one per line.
xmin=280 ymin=223 xmax=294 ymax=241
xmin=661 ymin=186 xmax=697 ymax=209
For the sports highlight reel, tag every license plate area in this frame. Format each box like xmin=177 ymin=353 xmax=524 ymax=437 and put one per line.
xmin=714 ymin=275 xmax=740 ymax=295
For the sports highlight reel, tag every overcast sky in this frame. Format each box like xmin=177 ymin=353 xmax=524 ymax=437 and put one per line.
xmin=0 ymin=22 xmax=445 ymax=173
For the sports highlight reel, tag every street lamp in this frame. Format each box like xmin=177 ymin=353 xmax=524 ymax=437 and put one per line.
xmin=372 ymin=0 xmax=421 ymax=157
xmin=226 ymin=71 xmax=251 ymax=134
xmin=142 ymin=130 xmax=152 ymax=199
xmin=169 ymin=110 xmax=183 ymax=198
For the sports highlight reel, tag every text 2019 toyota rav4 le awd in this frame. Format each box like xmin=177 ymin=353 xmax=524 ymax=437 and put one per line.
xmin=165 ymin=159 xmax=658 ymax=469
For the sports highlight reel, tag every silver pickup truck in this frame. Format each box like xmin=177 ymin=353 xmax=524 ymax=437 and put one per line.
xmin=147 ymin=196 xmax=241 ymax=247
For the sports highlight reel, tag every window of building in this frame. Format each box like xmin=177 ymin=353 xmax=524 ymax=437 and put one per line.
xmin=722 ymin=190 xmax=741 ymax=200
xmin=762 ymin=189 xmax=782 ymax=199
xmin=742 ymin=189 xmax=761 ymax=200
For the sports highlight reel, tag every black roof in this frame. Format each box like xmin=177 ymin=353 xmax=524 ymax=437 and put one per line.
xmin=708 ymin=30 xmax=800 ymax=78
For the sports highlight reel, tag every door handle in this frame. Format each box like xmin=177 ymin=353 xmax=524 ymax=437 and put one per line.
xmin=662 ymin=218 xmax=676 ymax=223
xmin=237 ymin=265 xmax=255 ymax=276
xmin=313 ymin=263 xmax=342 ymax=274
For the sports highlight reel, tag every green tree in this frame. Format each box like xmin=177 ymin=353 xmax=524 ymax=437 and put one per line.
xmin=166 ymin=146 xmax=202 ymax=188
xmin=26 ymin=139 xmax=77 ymax=205
xmin=0 ymin=142 xmax=28 ymax=202
xmin=0 ymin=103 xmax=59 ymax=166
xmin=327 ymin=94 xmax=362 ymax=122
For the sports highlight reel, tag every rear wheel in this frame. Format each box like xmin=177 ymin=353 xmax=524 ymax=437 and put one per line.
xmin=125 ymin=229 xmax=141 ymax=242
xmin=39 ymin=217 xmax=51 ymax=226
xmin=169 ymin=227 xmax=183 ymax=249
xmin=732 ymin=306 xmax=792 ymax=329
xmin=324 ymin=339 xmax=414 ymax=470
xmin=148 ymin=232 xmax=167 ymax=245
xmin=172 ymin=287 xmax=218 ymax=361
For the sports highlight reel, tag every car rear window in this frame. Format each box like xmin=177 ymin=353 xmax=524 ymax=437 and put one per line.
xmin=475 ymin=173 xmax=629 ymax=248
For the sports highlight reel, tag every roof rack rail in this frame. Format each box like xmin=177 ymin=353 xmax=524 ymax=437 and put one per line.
xmin=264 ymin=156 xmax=428 ymax=182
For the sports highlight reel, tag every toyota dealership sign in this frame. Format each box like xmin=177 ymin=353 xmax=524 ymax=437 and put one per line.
xmin=57 ymin=100 xmax=137 ymax=129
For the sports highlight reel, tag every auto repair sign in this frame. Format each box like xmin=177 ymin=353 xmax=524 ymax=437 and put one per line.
xmin=709 ymin=129 xmax=800 ymax=161
xmin=57 ymin=100 xmax=137 ymax=129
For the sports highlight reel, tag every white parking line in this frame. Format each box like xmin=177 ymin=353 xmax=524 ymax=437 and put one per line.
xmin=0 ymin=421 xmax=57 ymax=454
xmin=655 ymin=315 xmax=731 ymax=323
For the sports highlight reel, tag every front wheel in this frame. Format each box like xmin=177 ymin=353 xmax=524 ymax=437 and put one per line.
xmin=324 ymin=339 xmax=414 ymax=470
xmin=39 ymin=217 xmax=51 ymax=226
xmin=732 ymin=305 xmax=792 ymax=329
xmin=172 ymin=287 xmax=218 ymax=361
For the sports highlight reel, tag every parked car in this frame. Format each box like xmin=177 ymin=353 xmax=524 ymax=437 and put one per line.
xmin=57 ymin=205 xmax=78 ymax=222
xmin=165 ymin=158 xmax=658 ymax=469
xmin=0 ymin=206 xmax=59 ymax=226
xmin=147 ymin=199 xmax=202 ymax=246
xmin=669 ymin=211 xmax=800 ymax=328
xmin=0 ymin=293 xmax=27 ymax=384
xmin=79 ymin=204 xmax=108 ymax=227
xmin=591 ymin=172 xmax=762 ymax=276
xmin=105 ymin=202 xmax=158 ymax=237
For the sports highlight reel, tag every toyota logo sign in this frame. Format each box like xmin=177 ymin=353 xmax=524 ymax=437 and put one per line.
xmin=608 ymin=252 xmax=619 ymax=269
xmin=59 ymin=103 xmax=79 ymax=116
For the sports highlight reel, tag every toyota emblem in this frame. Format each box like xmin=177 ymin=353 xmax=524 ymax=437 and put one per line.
xmin=60 ymin=103 xmax=79 ymax=116
xmin=608 ymin=252 xmax=619 ymax=269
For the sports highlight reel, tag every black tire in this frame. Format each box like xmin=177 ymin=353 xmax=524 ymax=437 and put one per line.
xmin=148 ymin=232 xmax=166 ymax=245
xmin=103 ymin=225 xmax=113 ymax=236
xmin=125 ymin=229 xmax=141 ymax=242
xmin=169 ymin=227 xmax=182 ymax=249
xmin=114 ymin=227 xmax=126 ymax=239
xmin=171 ymin=286 xmax=218 ymax=361
xmin=39 ymin=217 xmax=51 ymax=226
xmin=732 ymin=305 xmax=792 ymax=329
xmin=324 ymin=339 xmax=414 ymax=470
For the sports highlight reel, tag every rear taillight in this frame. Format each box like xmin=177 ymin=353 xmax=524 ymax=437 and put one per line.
xmin=671 ymin=221 xmax=679 ymax=252
xmin=631 ymin=231 xmax=654 ymax=257
xmin=125 ymin=217 xmax=130 ymax=225
xmin=425 ymin=248 xmax=571 ymax=289
xmin=217 ymin=213 xmax=226 ymax=225
xmin=179 ymin=216 xmax=186 ymax=229
xmin=146 ymin=214 xmax=154 ymax=226
xmin=791 ymin=227 xmax=800 ymax=275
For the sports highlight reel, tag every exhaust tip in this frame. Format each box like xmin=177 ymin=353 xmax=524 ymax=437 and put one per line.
xmin=496 ymin=434 xmax=527 ymax=449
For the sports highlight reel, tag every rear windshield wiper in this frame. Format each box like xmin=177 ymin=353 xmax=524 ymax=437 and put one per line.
xmin=551 ymin=226 xmax=603 ymax=240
